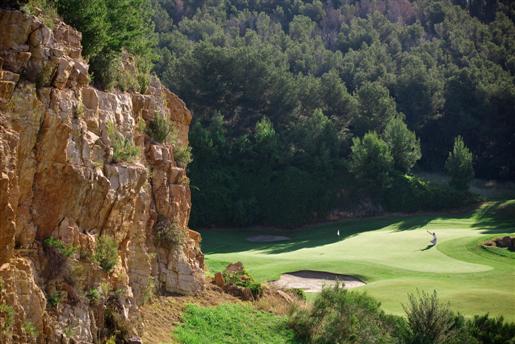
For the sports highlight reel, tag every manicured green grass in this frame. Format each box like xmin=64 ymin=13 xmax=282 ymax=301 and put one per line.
xmin=199 ymin=201 xmax=515 ymax=320
xmin=174 ymin=303 xmax=296 ymax=344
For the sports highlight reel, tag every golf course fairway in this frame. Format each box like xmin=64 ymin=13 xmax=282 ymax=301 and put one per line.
xmin=199 ymin=202 xmax=515 ymax=320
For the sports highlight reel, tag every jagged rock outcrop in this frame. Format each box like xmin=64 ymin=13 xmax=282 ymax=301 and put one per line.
xmin=0 ymin=9 xmax=204 ymax=343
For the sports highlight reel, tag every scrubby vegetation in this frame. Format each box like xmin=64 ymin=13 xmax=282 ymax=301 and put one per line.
xmin=94 ymin=235 xmax=118 ymax=273
xmin=154 ymin=215 xmax=187 ymax=248
xmin=107 ymin=122 xmax=140 ymax=163
xmin=43 ymin=236 xmax=78 ymax=257
xmin=222 ymin=267 xmax=263 ymax=299
xmin=288 ymin=284 xmax=398 ymax=343
xmin=285 ymin=285 xmax=514 ymax=344
xmin=146 ymin=112 xmax=171 ymax=143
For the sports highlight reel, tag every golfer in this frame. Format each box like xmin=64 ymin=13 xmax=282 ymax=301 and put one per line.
xmin=427 ymin=230 xmax=437 ymax=246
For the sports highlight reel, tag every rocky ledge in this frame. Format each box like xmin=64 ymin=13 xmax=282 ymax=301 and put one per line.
xmin=0 ymin=9 xmax=204 ymax=343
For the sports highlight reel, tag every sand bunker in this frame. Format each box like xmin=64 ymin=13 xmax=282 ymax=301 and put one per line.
xmin=246 ymin=235 xmax=290 ymax=242
xmin=270 ymin=270 xmax=365 ymax=292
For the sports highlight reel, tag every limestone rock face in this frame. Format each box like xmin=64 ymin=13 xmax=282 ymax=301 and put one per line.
xmin=0 ymin=9 xmax=204 ymax=343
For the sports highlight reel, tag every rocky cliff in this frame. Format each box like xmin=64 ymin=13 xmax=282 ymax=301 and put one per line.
xmin=0 ymin=9 xmax=204 ymax=343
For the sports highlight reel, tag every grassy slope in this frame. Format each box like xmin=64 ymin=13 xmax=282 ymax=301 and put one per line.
xmin=200 ymin=202 xmax=515 ymax=320
xmin=174 ymin=303 xmax=295 ymax=344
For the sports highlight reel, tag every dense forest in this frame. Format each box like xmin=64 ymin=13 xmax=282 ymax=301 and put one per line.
xmin=33 ymin=0 xmax=515 ymax=227
xmin=150 ymin=0 xmax=515 ymax=227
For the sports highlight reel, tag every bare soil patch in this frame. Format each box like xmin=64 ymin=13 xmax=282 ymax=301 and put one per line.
xmin=270 ymin=270 xmax=366 ymax=292
xmin=247 ymin=235 xmax=290 ymax=242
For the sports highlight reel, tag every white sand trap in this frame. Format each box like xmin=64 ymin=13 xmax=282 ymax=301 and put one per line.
xmin=246 ymin=235 xmax=290 ymax=242
xmin=270 ymin=270 xmax=365 ymax=292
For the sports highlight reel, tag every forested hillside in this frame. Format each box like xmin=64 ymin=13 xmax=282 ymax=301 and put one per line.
xmin=151 ymin=0 xmax=515 ymax=227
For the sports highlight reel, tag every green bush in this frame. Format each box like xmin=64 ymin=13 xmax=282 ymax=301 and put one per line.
xmin=54 ymin=0 xmax=156 ymax=91
xmin=22 ymin=0 xmax=59 ymax=27
xmin=467 ymin=314 xmax=515 ymax=344
xmin=107 ymin=122 xmax=140 ymax=163
xmin=154 ymin=216 xmax=186 ymax=248
xmin=173 ymin=144 xmax=192 ymax=168
xmin=146 ymin=112 xmax=171 ymax=143
xmin=43 ymin=236 xmax=77 ymax=257
xmin=288 ymin=284 xmax=397 ymax=343
xmin=94 ymin=236 xmax=118 ymax=273
xmin=445 ymin=136 xmax=474 ymax=191
xmin=403 ymin=290 xmax=458 ymax=344
xmin=86 ymin=287 xmax=100 ymax=304
xmin=47 ymin=291 xmax=62 ymax=308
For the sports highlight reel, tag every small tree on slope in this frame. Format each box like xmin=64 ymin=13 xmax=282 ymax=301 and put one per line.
xmin=445 ymin=136 xmax=474 ymax=191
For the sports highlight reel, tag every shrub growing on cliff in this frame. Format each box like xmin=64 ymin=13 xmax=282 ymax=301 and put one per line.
xmin=173 ymin=144 xmax=193 ymax=168
xmin=43 ymin=236 xmax=77 ymax=257
xmin=445 ymin=136 xmax=474 ymax=191
xmin=154 ymin=216 xmax=187 ymax=248
xmin=107 ymin=122 xmax=140 ymax=163
xmin=54 ymin=0 xmax=156 ymax=91
xmin=146 ymin=112 xmax=171 ymax=143
xmin=23 ymin=321 xmax=38 ymax=339
xmin=94 ymin=236 xmax=118 ymax=273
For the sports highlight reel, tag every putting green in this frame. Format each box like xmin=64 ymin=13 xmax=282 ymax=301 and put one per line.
xmin=199 ymin=202 xmax=515 ymax=320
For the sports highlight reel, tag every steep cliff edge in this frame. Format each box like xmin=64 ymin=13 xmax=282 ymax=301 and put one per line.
xmin=0 ymin=9 xmax=204 ymax=343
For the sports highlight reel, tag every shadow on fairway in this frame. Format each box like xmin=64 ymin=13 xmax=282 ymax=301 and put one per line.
xmin=199 ymin=202 xmax=515 ymax=255
xmin=420 ymin=244 xmax=435 ymax=251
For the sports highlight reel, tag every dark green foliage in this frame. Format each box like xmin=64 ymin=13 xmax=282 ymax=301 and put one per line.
xmin=47 ymin=291 xmax=62 ymax=308
xmin=146 ymin=113 xmax=171 ymax=143
xmin=467 ymin=314 xmax=515 ymax=344
xmin=383 ymin=174 xmax=478 ymax=212
xmin=445 ymin=136 xmax=474 ymax=191
xmin=151 ymin=0 xmax=515 ymax=227
xmin=383 ymin=116 xmax=422 ymax=173
xmin=55 ymin=0 xmax=108 ymax=58
xmin=94 ymin=236 xmax=118 ymax=273
xmin=349 ymin=132 xmax=394 ymax=195
xmin=288 ymin=284 xmax=397 ymax=343
xmin=55 ymin=0 xmax=156 ymax=91
xmin=1 ymin=0 xmax=28 ymax=9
